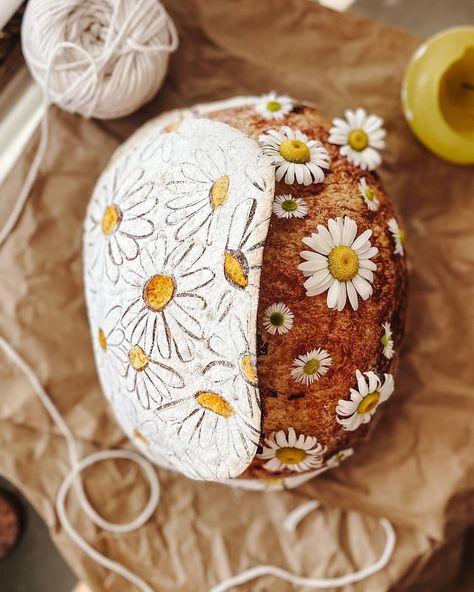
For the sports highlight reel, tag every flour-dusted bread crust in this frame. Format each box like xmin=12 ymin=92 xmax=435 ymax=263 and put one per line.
xmin=206 ymin=102 xmax=408 ymax=480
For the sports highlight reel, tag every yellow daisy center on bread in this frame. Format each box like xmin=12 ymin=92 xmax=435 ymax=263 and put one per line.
xmin=364 ymin=186 xmax=375 ymax=201
xmin=224 ymin=251 xmax=248 ymax=288
xmin=269 ymin=312 xmax=285 ymax=326
xmin=144 ymin=274 xmax=175 ymax=311
xmin=98 ymin=328 xmax=107 ymax=351
xmin=266 ymin=100 xmax=282 ymax=112
xmin=357 ymin=391 xmax=380 ymax=414
xmin=133 ymin=429 xmax=150 ymax=445
xmin=348 ymin=129 xmax=369 ymax=151
xmin=129 ymin=346 xmax=150 ymax=372
xmin=303 ymin=358 xmax=320 ymax=375
xmin=101 ymin=205 xmax=122 ymax=235
xmin=195 ymin=392 xmax=235 ymax=418
xmin=398 ymin=228 xmax=406 ymax=243
xmin=328 ymin=246 xmax=360 ymax=282
xmin=210 ymin=175 xmax=229 ymax=208
xmin=279 ymin=139 xmax=311 ymax=164
xmin=275 ymin=447 xmax=307 ymax=465
xmin=240 ymin=354 xmax=257 ymax=384
xmin=281 ymin=199 xmax=298 ymax=212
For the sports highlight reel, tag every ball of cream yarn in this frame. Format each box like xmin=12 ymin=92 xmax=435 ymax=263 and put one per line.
xmin=21 ymin=0 xmax=178 ymax=119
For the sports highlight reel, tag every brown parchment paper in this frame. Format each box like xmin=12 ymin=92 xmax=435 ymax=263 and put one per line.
xmin=0 ymin=1 xmax=473 ymax=590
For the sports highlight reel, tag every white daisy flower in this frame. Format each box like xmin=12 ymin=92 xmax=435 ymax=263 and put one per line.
xmin=358 ymin=177 xmax=380 ymax=211
xmin=272 ymin=194 xmax=308 ymax=219
xmin=298 ymin=216 xmax=378 ymax=311
xmin=121 ymin=235 xmax=215 ymax=362
xmin=85 ymin=166 xmax=157 ymax=284
xmin=326 ymin=447 xmax=354 ymax=468
xmin=257 ymin=427 xmax=326 ymax=473
xmin=381 ymin=322 xmax=395 ymax=359
xmin=259 ymin=126 xmax=330 ymax=186
xmin=291 ymin=347 xmax=332 ymax=385
xmin=263 ymin=302 xmax=294 ymax=335
xmin=254 ymin=91 xmax=293 ymax=120
xmin=328 ymin=108 xmax=386 ymax=171
xmin=388 ymin=217 xmax=405 ymax=255
xmin=336 ymin=370 xmax=394 ymax=431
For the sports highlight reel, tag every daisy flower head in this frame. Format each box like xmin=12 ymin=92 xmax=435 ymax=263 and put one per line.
xmin=388 ymin=217 xmax=405 ymax=255
xmin=329 ymin=108 xmax=386 ymax=171
xmin=272 ymin=194 xmax=308 ymax=219
xmin=259 ymin=126 xmax=330 ymax=186
xmin=263 ymin=302 xmax=294 ymax=335
xmin=381 ymin=322 xmax=395 ymax=359
xmin=326 ymin=447 xmax=354 ymax=468
xmin=254 ymin=91 xmax=293 ymax=120
xmin=257 ymin=427 xmax=326 ymax=473
xmin=336 ymin=370 xmax=394 ymax=431
xmin=358 ymin=177 xmax=380 ymax=211
xmin=291 ymin=347 xmax=332 ymax=385
xmin=298 ymin=216 xmax=378 ymax=311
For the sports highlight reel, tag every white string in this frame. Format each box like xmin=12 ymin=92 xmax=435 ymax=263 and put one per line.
xmin=209 ymin=500 xmax=396 ymax=592
xmin=0 ymin=335 xmax=160 ymax=592
xmin=0 ymin=0 xmax=177 ymax=247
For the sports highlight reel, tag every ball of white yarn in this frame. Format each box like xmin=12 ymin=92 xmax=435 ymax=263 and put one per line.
xmin=21 ymin=0 xmax=178 ymax=119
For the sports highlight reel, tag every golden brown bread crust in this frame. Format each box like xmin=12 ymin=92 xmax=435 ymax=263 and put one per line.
xmin=207 ymin=103 xmax=408 ymax=479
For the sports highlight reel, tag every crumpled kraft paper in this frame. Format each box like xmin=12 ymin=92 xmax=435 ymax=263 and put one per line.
xmin=0 ymin=1 xmax=473 ymax=591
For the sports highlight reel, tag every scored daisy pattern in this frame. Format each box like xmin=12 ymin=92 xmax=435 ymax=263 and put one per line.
xmin=85 ymin=165 xmax=157 ymax=284
xmin=259 ymin=126 xmax=330 ymax=186
xmin=358 ymin=177 xmax=380 ymax=211
xmin=388 ymin=217 xmax=405 ymax=255
xmin=291 ymin=347 xmax=332 ymax=385
xmin=262 ymin=302 xmax=294 ymax=335
xmin=336 ymin=370 xmax=394 ymax=431
xmin=298 ymin=216 xmax=378 ymax=311
xmin=254 ymin=91 xmax=293 ymax=120
xmin=272 ymin=194 xmax=308 ymax=219
xmin=381 ymin=322 xmax=395 ymax=359
xmin=93 ymin=305 xmax=126 ymax=393
xmin=257 ymin=427 xmax=326 ymax=473
xmin=329 ymin=108 xmax=386 ymax=171
xmin=121 ymin=235 xmax=215 ymax=362
xmin=165 ymin=146 xmax=231 ymax=244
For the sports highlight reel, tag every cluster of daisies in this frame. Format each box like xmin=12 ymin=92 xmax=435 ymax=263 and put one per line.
xmin=254 ymin=93 xmax=403 ymax=474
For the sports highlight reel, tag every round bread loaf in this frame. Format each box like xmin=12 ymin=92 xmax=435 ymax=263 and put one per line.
xmin=84 ymin=95 xmax=407 ymax=490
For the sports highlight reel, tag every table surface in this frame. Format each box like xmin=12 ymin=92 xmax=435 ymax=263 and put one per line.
xmin=0 ymin=1 xmax=472 ymax=592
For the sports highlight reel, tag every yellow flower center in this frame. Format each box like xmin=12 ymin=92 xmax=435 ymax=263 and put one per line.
xmin=328 ymin=246 xmax=360 ymax=282
xmin=98 ymin=328 xmax=107 ymax=351
xmin=279 ymin=139 xmax=311 ymax=164
xmin=143 ymin=274 xmax=175 ymax=311
xmin=266 ymin=100 xmax=282 ymax=112
xmin=129 ymin=346 xmax=150 ymax=372
xmin=275 ymin=447 xmax=307 ymax=465
xmin=357 ymin=391 xmax=380 ymax=414
xmin=195 ymin=392 xmax=235 ymax=418
xmin=381 ymin=334 xmax=390 ymax=347
xmin=210 ymin=175 xmax=229 ymax=209
xmin=364 ymin=186 xmax=375 ymax=201
xmin=303 ymin=358 xmax=320 ymax=375
xmin=262 ymin=477 xmax=284 ymax=486
xmin=281 ymin=199 xmax=298 ymax=212
xmin=164 ymin=121 xmax=180 ymax=132
xmin=270 ymin=312 xmax=285 ymax=326
xmin=101 ymin=205 xmax=122 ymax=235
xmin=133 ymin=429 xmax=150 ymax=445
xmin=348 ymin=129 xmax=369 ymax=151
xmin=240 ymin=354 xmax=257 ymax=384
xmin=224 ymin=251 xmax=248 ymax=288
xmin=399 ymin=228 xmax=406 ymax=243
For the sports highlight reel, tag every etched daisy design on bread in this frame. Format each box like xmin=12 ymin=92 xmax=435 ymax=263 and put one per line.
xmin=272 ymin=194 xmax=308 ymax=219
xmin=388 ymin=217 xmax=405 ymax=255
xmin=258 ymin=427 xmax=326 ymax=473
xmin=336 ymin=370 xmax=394 ymax=431
xmin=291 ymin=348 xmax=332 ymax=385
xmin=358 ymin=177 xmax=380 ymax=211
xmin=263 ymin=302 xmax=294 ymax=335
xmin=298 ymin=216 xmax=378 ymax=311
xmin=329 ymin=108 xmax=386 ymax=171
xmin=381 ymin=322 xmax=395 ymax=359
xmin=254 ymin=91 xmax=293 ymax=120
xmin=259 ymin=126 xmax=330 ymax=185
